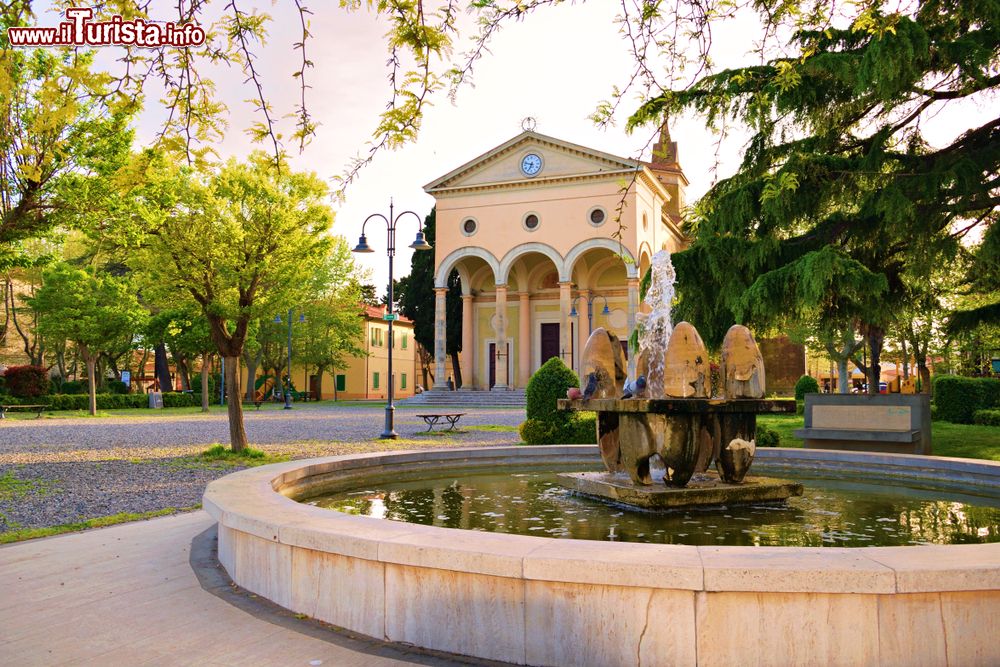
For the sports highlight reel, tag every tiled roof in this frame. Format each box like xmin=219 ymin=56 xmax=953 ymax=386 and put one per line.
xmin=362 ymin=304 xmax=413 ymax=324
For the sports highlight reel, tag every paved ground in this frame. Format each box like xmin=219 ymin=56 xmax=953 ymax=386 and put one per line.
xmin=0 ymin=511 xmax=489 ymax=666
xmin=0 ymin=404 xmax=525 ymax=534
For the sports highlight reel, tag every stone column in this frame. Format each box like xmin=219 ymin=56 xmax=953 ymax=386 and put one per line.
xmin=577 ymin=288 xmax=591 ymax=377
xmin=433 ymin=287 xmax=449 ymax=389
xmin=493 ymin=285 xmax=509 ymax=390
xmin=461 ymin=294 xmax=474 ymax=390
xmin=559 ymin=281 xmax=573 ymax=370
xmin=626 ymin=277 xmax=640 ymax=378
xmin=518 ymin=292 xmax=531 ymax=387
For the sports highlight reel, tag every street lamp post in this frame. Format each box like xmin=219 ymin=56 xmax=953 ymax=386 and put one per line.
xmin=274 ymin=310 xmax=306 ymax=409
xmin=352 ymin=200 xmax=433 ymax=439
xmin=569 ymin=294 xmax=611 ymax=374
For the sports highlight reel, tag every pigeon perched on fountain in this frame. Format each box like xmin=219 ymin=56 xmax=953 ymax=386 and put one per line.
xmin=581 ymin=372 xmax=600 ymax=401
xmin=622 ymin=376 xmax=647 ymax=399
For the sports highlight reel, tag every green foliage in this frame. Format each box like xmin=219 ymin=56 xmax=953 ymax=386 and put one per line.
xmin=794 ymin=375 xmax=820 ymax=401
xmin=525 ymin=357 xmax=579 ymax=422
xmin=755 ymin=423 xmax=781 ymax=447
xmin=104 ymin=380 xmax=129 ymax=395
xmin=932 ymin=375 xmax=1000 ymax=424
xmin=3 ymin=365 xmax=50 ymax=398
xmin=973 ymin=409 xmax=1000 ymax=427
xmin=395 ymin=208 xmax=463 ymax=378
xmin=521 ymin=357 xmax=591 ymax=444
xmin=60 ymin=380 xmax=87 ymax=395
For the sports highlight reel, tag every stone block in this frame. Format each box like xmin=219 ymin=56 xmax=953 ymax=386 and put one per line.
xmin=384 ymin=563 xmax=524 ymax=664
xmin=289 ymin=546 xmax=385 ymax=638
xmin=695 ymin=591 xmax=879 ymax=666
xmin=861 ymin=544 xmax=1000 ymax=593
xmin=525 ymin=580 xmax=696 ymax=667
xmin=940 ymin=590 xmax=1000 ymax=667
xmin=231 ymin=530 xmax=293 ymax=609
xmin=877 ymin=592 xmax=947 ymax=667
xmin=699 ymin=546 xmax=895 ymax=593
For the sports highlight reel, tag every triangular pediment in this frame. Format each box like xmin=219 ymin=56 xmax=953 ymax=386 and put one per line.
xmin=423 ymin=131 xmax=640 ymax=193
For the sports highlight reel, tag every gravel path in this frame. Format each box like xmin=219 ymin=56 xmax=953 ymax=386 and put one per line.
xmin=0 ymin=404 xmax=525 ymax=534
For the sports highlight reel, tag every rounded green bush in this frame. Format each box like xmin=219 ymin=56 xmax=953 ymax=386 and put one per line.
xmin=60 ymin=380 xmax=87 ymax=395
xmin=104 ymin=380 xmax=129 ymax=395
xmin=519 ymin=418 xmax=553 ymax=444
xmin=755 ymin=423 xmax=781 ymax=447
xmin=973 ymin=408 xmax=1000 ymax=426
xmin=793 ymin=375 xmax=820 ymax=401
xmin=525 ymin=357 xmax=579 ymax=422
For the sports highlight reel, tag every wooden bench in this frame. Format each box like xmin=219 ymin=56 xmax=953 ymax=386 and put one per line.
xmin=0 ymin=404 xmax=50 ymax=419
xmin=416 ymin=413 xmax=466 ymax=432
xmin=794 ymin=394 xmax=930 ymax=455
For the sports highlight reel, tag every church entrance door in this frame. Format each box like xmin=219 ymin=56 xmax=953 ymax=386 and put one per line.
xmin=540 ymin=323 xmax=560 ymax=366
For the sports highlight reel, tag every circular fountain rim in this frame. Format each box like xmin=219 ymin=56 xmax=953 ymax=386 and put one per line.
xmin=203 ymin=445 xmax=1000 ymax=596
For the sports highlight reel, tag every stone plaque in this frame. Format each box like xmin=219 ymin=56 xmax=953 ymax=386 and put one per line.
xmin=812 ymin=405 xmax=910 ymax=431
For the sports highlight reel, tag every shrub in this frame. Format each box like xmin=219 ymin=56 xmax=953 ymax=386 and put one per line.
xmin=521 ymin=357 xmax=584 ymax=444
xmin=933 ymin=375 xmax=1000 ymax=423
xmin=60 ymin=380 xmax=87 ymax=395
xmin=793 ymin=375 xmax=820 ymax=401
xmin=795 ymin=400 xmax=805 ymax=416
xmin=3 ymin=365 xmax=51 ymax=398
xmin=973 ymin=409 xmax=1000 ymax=426
xmin=104 ymin=379 xmax=129 ymax=395
xmin=755 ymin=423 xmax=781 ymax=447
xmin=162 ymin=392 xmax=198 ymax=408
xmin=525 ymin=357 xmax=579 ymax=422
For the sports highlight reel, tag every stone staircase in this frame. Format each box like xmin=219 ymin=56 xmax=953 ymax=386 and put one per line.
xmin=398 ymin=388 xmax=526 ymax=408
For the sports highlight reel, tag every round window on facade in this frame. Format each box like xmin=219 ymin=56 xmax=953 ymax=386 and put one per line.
xmin=588 ymin=206 xmax=607 ymax=227
xmin=461 ymin=217 xmax=478 ymax=236
xmin=522 ymin=212 xmax=540 ymax=232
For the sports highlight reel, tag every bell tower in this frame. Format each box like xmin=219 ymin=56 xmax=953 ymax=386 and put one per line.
xmin=646 ymin=119 xmax=689 ymax=227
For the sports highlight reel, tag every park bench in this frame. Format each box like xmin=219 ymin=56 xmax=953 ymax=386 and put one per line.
xmin=0 ymin=404 xmax=50 ymax=419
xmin=416 ymin=413 xmax=466 ymax=432
xmin=793 ymin=394 xmax=930 ymax=455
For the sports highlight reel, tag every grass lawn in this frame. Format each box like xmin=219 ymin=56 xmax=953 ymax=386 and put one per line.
xmin=757 ymin=414 xmax=1000 ymax=461
xmin=0 ymin=398 xmax=393 ymax=420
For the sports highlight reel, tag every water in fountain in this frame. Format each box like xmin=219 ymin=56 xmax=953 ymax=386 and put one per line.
xmin=637 ymin=249 xmax=676 ymax=397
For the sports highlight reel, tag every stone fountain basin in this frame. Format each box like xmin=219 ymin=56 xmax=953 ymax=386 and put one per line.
xmin=203 ymin=446 xmax=1000 ymax=667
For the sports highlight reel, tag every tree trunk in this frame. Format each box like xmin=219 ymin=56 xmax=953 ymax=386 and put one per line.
xmin=866 ymin=327 xmax=884 ymax=396
xmin=450 ymin=351 xmax=463 ymax=389
xmin=85 ymin=354 xmax=97 ymax=416
xmin=837 ymin=358 xmax=849 ymax=394
xmin=175 ymin=352 xmax=191 ymax=391
xmin=224 ymin=356 xmax=248 ymax=452
xmin=243 ymin=349 xmax=260 ymax=400
xmin=201 ymin=352 xmax=211 ymax=413
xmin=314 ymin=365 xmax=326 ymax=401
xmin=154 ymin=343 xmax=172 ymax=392
xmin=901 ymin=338 xmax=909 ymax=380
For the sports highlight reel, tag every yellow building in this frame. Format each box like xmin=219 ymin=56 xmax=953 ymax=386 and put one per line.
xmin=424 ymin=124 xmax=688 ymax=390
xmin=245 ymin=305 xmax=418 ymax=401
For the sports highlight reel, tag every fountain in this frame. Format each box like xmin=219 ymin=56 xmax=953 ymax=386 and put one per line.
xmin=558 ymin=250 xmax=801 ymax=509
xmin=202 ymin=247 xmax=1000 ymax=665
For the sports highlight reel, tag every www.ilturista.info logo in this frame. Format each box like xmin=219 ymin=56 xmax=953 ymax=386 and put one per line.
xmin=7 ymin=7 xmax=206 ymax=48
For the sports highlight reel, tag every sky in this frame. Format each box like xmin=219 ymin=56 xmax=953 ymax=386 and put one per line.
xmin=30 ymin=2 xmax=997 ymax=292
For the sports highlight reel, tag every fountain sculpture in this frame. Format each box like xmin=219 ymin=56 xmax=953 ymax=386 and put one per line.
xmin=559 ymin=250 xmax=801 ymax=508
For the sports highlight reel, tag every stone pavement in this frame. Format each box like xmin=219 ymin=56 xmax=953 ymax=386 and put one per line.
xmin=0 ymin=511 xmax=486 ymax=666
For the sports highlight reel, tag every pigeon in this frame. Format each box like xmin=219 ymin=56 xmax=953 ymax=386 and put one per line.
xmin=622 ymin=375 xmax=647 ymax=399
xmin=581 ymin=372 xmax=600 ymax=401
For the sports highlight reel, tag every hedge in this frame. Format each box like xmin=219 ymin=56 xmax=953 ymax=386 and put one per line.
xmin=973 ymin=409 xmax=1000 ymax=426
xmin=793 ymin=375 xmax=820 ymax=401
xmin=932 ymin=375 xmax=1000 ymax=423
xmin=519 ymin=413 xmax=596 ymax=445
xmin=0 ymin=391 xmax=202 ymax=411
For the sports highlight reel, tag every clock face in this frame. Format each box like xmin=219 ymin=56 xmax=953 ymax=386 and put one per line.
xmin=521 ymin=153 xmax=542 ymax=176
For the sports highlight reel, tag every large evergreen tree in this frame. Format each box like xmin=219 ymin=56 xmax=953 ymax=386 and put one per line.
xmin=637 ymin=1 xmax=999 ymax=394
xmin=395 ymin=208 xmax=464 ymax=387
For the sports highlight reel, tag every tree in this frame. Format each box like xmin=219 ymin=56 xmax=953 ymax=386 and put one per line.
xmin=146 ymin=305 xmax=216 ymax=411
xmin=28 ymin=263 xmax=145 ymax=415
xmin=127 ymin=151 xmax=332 ymax=451
xmin=394 ymin=208 xmax=464 ymax=387
xmin=296 ymin=239 xmax=366 ymax=398
xmin=0 ymin=7 xmax=135 ymax=268
xmin=652 ymin=2 xmax=998 ymax=395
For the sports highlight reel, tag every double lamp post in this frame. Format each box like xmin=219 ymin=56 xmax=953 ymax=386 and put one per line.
xmin=352 ymin=201 xmax=432 ymax=439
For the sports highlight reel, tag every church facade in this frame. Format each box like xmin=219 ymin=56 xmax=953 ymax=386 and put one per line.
xmin=424 ymin=125 xmax=689 ymax=390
